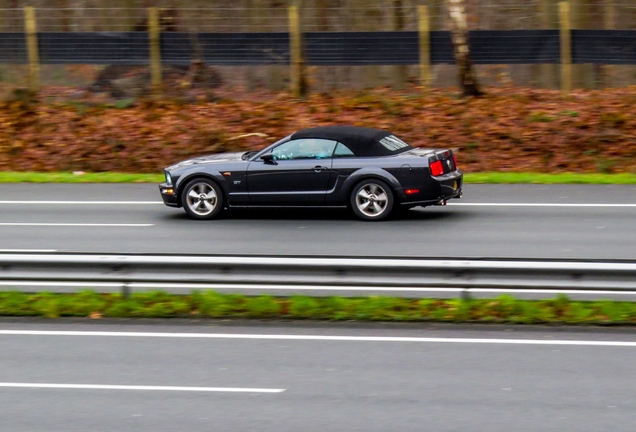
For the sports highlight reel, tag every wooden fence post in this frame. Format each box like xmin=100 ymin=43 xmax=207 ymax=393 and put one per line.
xmin=392 ymin=0 xmax=407 ymax=88
xmin=24 ymin=6 xmax=39 ymax=92
xmin=537 ymin=0 xmax=558 ymax=88
xmin=148 ymin=7 xmax=162 ymax=96
xmin=418 ymin=5 xmax=431 ymax=91
xmin=288 ymin=1 xmax=307 ymax=98
xmin=559 ymin=1 xmax=571 ymax=94
xmin=601 ymin=0 xmax=616 ymax=88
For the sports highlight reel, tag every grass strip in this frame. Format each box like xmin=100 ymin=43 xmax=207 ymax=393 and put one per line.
xmin=0 ymin=172 xmax=163 ymax=183
xmin=465 ymin=172 xmax=636 ymax=184
xmin=2 ymin=290 xmax=636 ymax=325
xmin=1 ymin=171 xmax=635 ymax=184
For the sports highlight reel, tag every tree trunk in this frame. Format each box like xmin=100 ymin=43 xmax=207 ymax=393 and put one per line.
xmin=446 ymin=0 xmax=482 ymax=97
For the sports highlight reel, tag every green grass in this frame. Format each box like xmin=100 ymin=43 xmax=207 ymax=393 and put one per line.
xmin=0 ymin=172 xmax=163 ymax=183
xmin=1 ymin=290 xmax=636 ymax=324
xmin=1 ymin=171 xmax=635 ymax=184
xmin=464 ymin=172 xmax=636 ymax=184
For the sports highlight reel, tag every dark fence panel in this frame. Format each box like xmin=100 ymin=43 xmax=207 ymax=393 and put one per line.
xmin=305 ymin=31 xmax=419 ymax=65
xmin=39 ymin=32 xmax=149 ymax=65
xmin=163 ymin=32 xmax=290 ymax=66
xmin=469 ymin=30 xmax=560 ymax=64
xmin=573 ymin=30 xmax=636 ymax=64
xmin=0 ymin=32 xmax=28 ymax=63
xmin=0 ymin=30 xmax=634 ymax=65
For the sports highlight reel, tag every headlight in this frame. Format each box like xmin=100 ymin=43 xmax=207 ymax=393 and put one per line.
xmin=165 ymin=171 xmax=173 ymax=186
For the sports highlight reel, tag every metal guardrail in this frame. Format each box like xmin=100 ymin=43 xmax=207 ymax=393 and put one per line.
xmin=0 ymin=253 xmax=635 ymax=299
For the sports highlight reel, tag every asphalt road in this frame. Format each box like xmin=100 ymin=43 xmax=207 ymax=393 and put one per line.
xmin=0 ymin=183 xmax=634 ymax=259
xmin=1 ymin=320 xmax=636 ymax=432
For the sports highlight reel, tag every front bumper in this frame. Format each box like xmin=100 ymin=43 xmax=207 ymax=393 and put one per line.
xmin=159 ymin=182 xmax=179 ymax=207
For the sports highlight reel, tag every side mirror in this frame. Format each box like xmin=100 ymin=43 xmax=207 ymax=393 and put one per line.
xmin=261 ymin=154 xmax=277 ymax=165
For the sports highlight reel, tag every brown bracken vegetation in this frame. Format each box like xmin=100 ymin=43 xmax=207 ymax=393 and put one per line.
xmin=0 ymin=86 xmax=635 ymax=174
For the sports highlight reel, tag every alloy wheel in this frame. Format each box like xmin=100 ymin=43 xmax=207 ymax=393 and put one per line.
xmin=355 ymin=182 xmax=390 ymax=219
xmin=183 ymin=180 xmax=222 ymax=219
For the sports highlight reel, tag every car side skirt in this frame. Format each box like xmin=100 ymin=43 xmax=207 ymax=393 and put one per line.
xmin=226 ymin=204 xmax=347 ymax=209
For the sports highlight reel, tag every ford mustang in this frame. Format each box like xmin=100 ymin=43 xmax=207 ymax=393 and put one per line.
xmin=159 ymin=125 xmax=463 ymax=221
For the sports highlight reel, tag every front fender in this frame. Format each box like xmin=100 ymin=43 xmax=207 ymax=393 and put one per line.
xmin=174 ymin=169 xmax=229 ymax=206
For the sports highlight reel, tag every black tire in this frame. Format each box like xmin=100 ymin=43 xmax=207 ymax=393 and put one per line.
xmin=181 ymin=178 xmax=224 ymax=220
xmin=350 ymin=179 xmax=394 ymax=221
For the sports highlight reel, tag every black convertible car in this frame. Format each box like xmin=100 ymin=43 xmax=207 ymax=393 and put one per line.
xmin=159 ymin=126 xmax=463 ymax=221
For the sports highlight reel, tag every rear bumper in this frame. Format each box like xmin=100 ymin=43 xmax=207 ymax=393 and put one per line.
xmin=400 ymin=169 xmax=463 ymax=207
xmin=435 ymin=169 xmax=463 ymax=200
xmin=159 ymin=183 xmax=179 ymax=207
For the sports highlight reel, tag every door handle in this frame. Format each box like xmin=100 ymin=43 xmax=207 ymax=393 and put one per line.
xmin=314 ymin=166 xmax=327 ymax=172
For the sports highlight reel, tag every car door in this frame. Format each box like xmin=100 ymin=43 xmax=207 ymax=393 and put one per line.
xmin=246 ymin=138 xmax=337 ymax=206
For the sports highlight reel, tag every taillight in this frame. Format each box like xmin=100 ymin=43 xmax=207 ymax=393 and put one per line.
xmin=452 ymin=155 xmax=457 ymax=169
xmin=430 ymin=160 xmax=444 ymax=176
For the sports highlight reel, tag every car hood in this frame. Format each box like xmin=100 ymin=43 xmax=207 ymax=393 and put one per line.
xmin=166 ymin=152 xmax=246 ymax=170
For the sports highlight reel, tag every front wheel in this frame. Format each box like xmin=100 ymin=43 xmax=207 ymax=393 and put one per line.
xmin=181 ymin=178 xmax=224 ymax=220
xmin=350 ymin=179 xmax=394 ymax=221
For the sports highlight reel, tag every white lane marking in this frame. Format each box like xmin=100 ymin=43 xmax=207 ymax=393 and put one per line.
xmin=0 ymin=223 xmax=153 ymax=227
xmin=449 ymin=203 xmax=636 ymax=207
xmin=0 ymin=201 xmax=162 ymax=205
xmin=0 ymin=249 xmax=58 ymax=253
xmin=1 ymin=330 xmax=636 ymax=347
xmin=0 ymin=282 xmax=121 ymax=287
xmin=0 ymin=383 xmax=284 ymax=393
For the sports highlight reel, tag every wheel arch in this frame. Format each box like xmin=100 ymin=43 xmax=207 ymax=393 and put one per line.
xmin=344 ymin=169 xmax=402 ymax=207
xmin=175 ymin=172 xmax=228 ymax=208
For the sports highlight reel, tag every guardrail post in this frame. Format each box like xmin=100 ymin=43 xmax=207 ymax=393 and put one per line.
xmin=461 ymin=288 xmax=472 ymax=302
xmin=288 ymin=0 xmax=307 ymax=98
xmin=24 ymin=6 xmax=40 ymax=92
xmin=558 ymin=1 xmax=571 ymax=95
xmin=418 ymin=5 xmax=431 ymax=91
xmin=148 ymin=7 xmax=162 ymax=97
xmin=121 ymin=282 xmax=131 ymax=298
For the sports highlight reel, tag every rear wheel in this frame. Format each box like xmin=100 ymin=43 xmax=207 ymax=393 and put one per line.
xmin=350 ymin=179 xmax=394 ymax=221
xmin=181 ymin=178 xmax=224 ymax=220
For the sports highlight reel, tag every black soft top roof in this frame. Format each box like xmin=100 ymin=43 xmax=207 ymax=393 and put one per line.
xmin=290 ymin=126 xmax=413 ymax=157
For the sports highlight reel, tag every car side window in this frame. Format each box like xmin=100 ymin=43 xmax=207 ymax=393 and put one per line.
xmin=333 ymin=142 xmax=355 ymax=158
xmin=272 ymin=138 xmax=337 ymax=160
